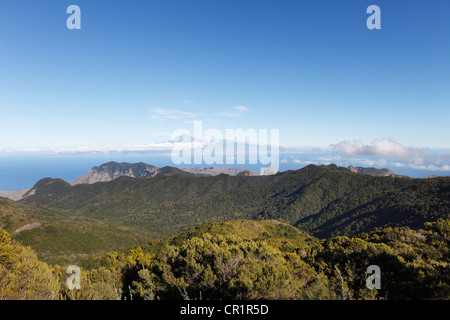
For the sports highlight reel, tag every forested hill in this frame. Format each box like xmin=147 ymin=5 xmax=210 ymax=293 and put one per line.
xmin=19 ymin=164 xmax=450 ymax=241
xmin=2 ymin=219 xmax=450 ymax=300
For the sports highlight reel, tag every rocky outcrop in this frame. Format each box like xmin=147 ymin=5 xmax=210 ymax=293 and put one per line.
xmin=13 ymin=222 xmax=41 ymax=234
xmin=346 ymin=165 xmax=408 ymax=178
xmin=71 ymin=162 xmax=159 ymax=185
xmin=0 ymin=189 xmax=30 ymax=201
xmin=236 ymin=170 xmax=254 ymax=176
xmin=71 ymin=162 xmax=263 ymax=185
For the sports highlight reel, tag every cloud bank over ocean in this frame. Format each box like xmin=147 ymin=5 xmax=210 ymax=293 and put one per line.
xmin=1 ymin=137 xmax=449 ymax=177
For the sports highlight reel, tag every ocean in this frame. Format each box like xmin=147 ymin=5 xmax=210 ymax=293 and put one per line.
xmin=0 ymin=152 xmax=280 ymax=190
xmin=0 ymin=152 xmax=447 ymax=191
xmin=0 ymin=153 xmax=173 ymax=190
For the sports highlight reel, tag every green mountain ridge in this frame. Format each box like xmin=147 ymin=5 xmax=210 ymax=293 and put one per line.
xmin=8 ymin=163 xmax=449 ymax=265
xmin=0 ymin=162 xmax=408 ymax=201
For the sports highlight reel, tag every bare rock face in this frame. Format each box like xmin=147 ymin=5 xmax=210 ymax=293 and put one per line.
xmin=346 ymin=165 xmax=408 ymax=178
xmin=263 ymin=168 xmax=277 ymax=176
xmin=71 ymin=162 xmax=159 ymax=185
xmin=13 ymin=222 xmax=41 ymax=234
xmin=236 ymin=170 xmax=254 ymax=176
xmin=0 ymin=189 xmax=30 ymax=201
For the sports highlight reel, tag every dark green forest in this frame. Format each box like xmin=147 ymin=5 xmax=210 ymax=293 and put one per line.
xmin=7 ymin=164 xmax=450 ymax=264
xmin=1 ymin=164 xmax=450 ymax=299
xmin=1 ymin=219 xmax=449 ymax=300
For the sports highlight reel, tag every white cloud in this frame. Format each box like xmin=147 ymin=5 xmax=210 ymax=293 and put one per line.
xmin=0 ymin=141 xmax=206 ymax=155
xmin=429 ymin=151 xmax=450 ymax=164
xmin=331 ymin=139 xmax=428 ymax=163
xmin=391 ymin=162 xmax=407 ymax=168
xmin=149 ymin=108 xmax=200 ymax=120
xmin=279 ymin=146 xmax=323 ymax=154
xmin=234 ymin=106 xmax=250 ymax=112
xmin=292 ymin=159 xmax=314 ymax=165
xmin=217 ymin=105 xmax=251 ymax=118
xmin=350 ymin=158 xmax=388 ymax=168
xmin=407 ymin=163 xmax=450 ymax=171
xmin=182 ymin=100 xmax=198 ymax=107
xmin=327 ymin=138 xmax=450 ymax=172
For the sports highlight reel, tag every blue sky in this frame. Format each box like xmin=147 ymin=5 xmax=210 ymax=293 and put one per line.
xmin=0 ymin=0 xmax=450 ymax=180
